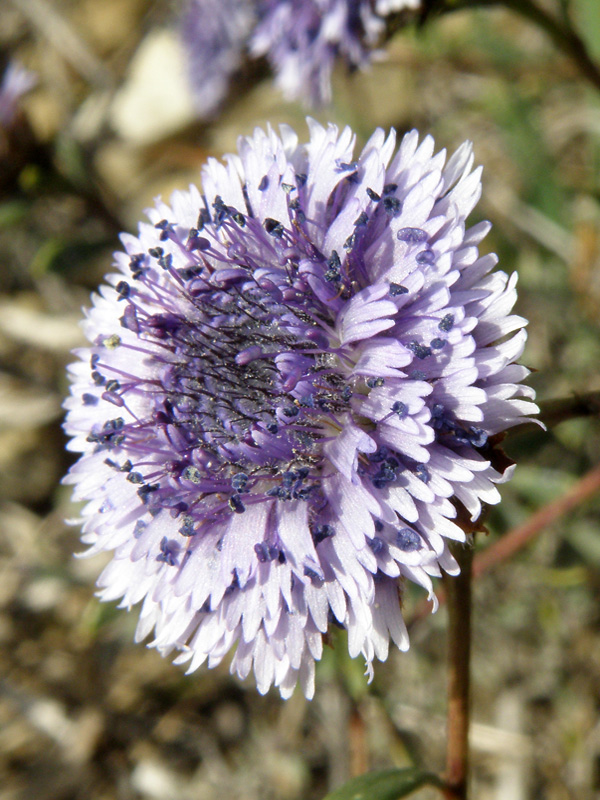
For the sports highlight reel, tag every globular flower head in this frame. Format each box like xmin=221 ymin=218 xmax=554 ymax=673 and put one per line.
xmin=64 ymin=120 xmax=537 ymax=698
xmin=250 ymin=0 xmax=383 ymax=106
xmin=181 ymin=0 xmax=421 ymax=111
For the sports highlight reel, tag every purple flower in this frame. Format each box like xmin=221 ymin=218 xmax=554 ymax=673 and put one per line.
xmin=64 ymin=120 xmax=538 ymax=698
xmin=249 ymin=0 xmax=382 ymax=106
xmin=180 ymin=0 xmax=254 ymax=117
xmin=181 ymin=0 xmax=420 ymax=111
xmin=0 ymin=61 xmax=36 ymax=128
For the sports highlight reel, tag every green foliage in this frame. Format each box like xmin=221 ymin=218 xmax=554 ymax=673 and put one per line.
xmin=322 ymin=768 xmax=444 ymax=800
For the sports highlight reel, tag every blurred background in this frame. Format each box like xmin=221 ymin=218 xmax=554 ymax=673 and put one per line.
xmin=1 ymin=1 xmax=600 ymax=798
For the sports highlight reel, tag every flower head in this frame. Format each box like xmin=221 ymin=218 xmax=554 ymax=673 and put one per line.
xmin=64 ymin=120 xmax=537 ymax=698
xmin=181 ymin=0 xmax=421 ymax=110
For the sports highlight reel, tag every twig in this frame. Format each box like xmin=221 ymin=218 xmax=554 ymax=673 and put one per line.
xmin=443 ymin=542 xmax=473 ymax=800
xmin=408 ymin=461 xmax=600 ymax=628
xmin=472 ymin=461 xmax=600 ymax=578
xmin=507 ymin=391 xmax=600 ymax=439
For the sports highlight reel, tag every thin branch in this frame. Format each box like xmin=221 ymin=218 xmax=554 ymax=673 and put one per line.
xmin=472 ymin=461 xmax=600 ymax=578
xmin=408 ymin=461 xmax=600 ymax=628
xmin=506 ymin=390 xmax=600 ymax=439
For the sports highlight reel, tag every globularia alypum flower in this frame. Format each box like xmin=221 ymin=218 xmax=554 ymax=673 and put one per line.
xmin=64 ymin=121 xmax=537 ymax=698
xmin=250 ymin=0 xmax=418 ymax=106
xmin=182 ymin=0 xmax=420 ymax=112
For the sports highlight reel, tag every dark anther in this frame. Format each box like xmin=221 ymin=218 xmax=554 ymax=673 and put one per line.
xmin=231 ymin=473 xmax=248 ymax=491
xmin=354 ymin=211 xmax=368 ymax=227
xmin=389 ymin=283 xmax=408 ymax=296
xmin=264 ymin=218 xmax=284 ymax=238
xmin=116 ymin=281 xmax=130 ymax=299
xmin=295 ymin=173 xmax=307 ymax=186
xmin=133 ymin=520 xmax=147 ymax=538
xmin=120 ymin=460 xmax=133 ymax=472
xmin=228 ymin=494 xmax=246 ymax=514
xmin=82 ymin=393 xmax=98 ymax=405
xmin=408 ymin=341 xmax=432 ymax=360
xmin=254 ymin=542 xmax=279 ymax=563
xmin=341 ymin=385 xmax=352 ymax=401
xmin=368 ymin=536 xmax=384 ymax=554
xmin=282 ymin=406 xmax=299 ymax=417
xmin=158 ymin=253 xmax=173 ymax=270
xmin=411 ymin=370 xmax=427 ymax=381
xmin=366 ymin=377 xmax=385 ymax=388
xmin=90 ymin=354 xmax=100 ymax=368
xmin=303 ymin=565 xmax=322 ymax=581
xmin=439 ymin=313 xmax=455 ymax=332
xmin=312 ymin=524 xmax=335 ymax=545
xmin=138 ymin=483 xmax=159 ymax=503
xmin=126 ymin=471 xmax=144 ymax=485
xmin=281 ymin=182 xmax=294 ymax=194
xmin=179 ymin=516 xmax=196 ymax=537
xmin=383 ymin=196 xmax=402 ymax=216
xmin=266 ymin=486 xmax=286 ymax=498
xmin=369 ymin=446 xmax=388 ymax=463
xmin=105 ymin=379 xmax=120 ymax=392
xmin=196 ymin=209 xmax=209 ymax=231
xmin=91 ymin=371 xmax=105 ymax=386
xmin=336 ymin=160 xmax=357 ymax=172
xmin=258 ymin=175 xmax=269 ymax=191
xmin=372 ymin=460 xmax=397 ymax=489
xmin=156 ymin=536 xmax=178 ymax=566
xmin=104 ymin=417 xmax=124 ymax=431
xmin=396 ymin=528 xmax=422 ymax=552
xmin=397 ymin=227 xmax=428 ymax=244
xmin=343 ymin=232 xmax=356 ymax=250
xmin=416 ymin=249 xmax=435 ymax=265
xmin=431 ymin=337 xmax=446 ymax=350
xmin=182 ymin=465 xmax=201 ymax=483
xmin=468 ymin=427 xmax=488 ymax=448
xmin=159 ymin=226 xmax=175 ymax=241
xmin=374 ymin=519 xmax=384 ymax=532
xmin=366 ymin=187 xmax=380 ymax=202
xmin=392 ymin=400 xmax=408 ymax=418
xmin=128 ymin=253 xmax=146 ymax=277
xmin=382 ymin=183 xmax=398 ymax=195
xmin=415 ymin=464 xmax=430 ymax=484
xmin=148 ymin=246 xmax=164 ymax=259
xmin=232 ymin=212 xmax=245 ymax=227
xmin=267 ymin=423 xmax=279 ymax=434
xmin=212 ymin=195 xmax=229 ymax=224
xmin=282 ymin=471 xmax=297 ymax=488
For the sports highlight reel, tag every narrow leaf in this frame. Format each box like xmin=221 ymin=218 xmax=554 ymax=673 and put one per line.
xmin=322 ymin=767 xmax=444 ymax=800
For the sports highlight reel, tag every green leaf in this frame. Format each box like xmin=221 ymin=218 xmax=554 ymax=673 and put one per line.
xmin=322 ymin=768 xmax=444 ymax=800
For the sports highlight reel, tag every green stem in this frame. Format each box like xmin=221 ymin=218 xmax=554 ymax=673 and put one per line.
xmin=443 ymin=542 xmax=473 ymax=800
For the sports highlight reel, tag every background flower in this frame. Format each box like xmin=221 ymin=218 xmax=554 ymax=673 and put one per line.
xmin=64 ymin=120 xmax=537 ymax=698
xmin=181 ymin=0 xmax=421 ymax=111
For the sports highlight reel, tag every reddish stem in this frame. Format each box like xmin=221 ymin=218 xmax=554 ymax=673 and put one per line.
xmin=443 ymin=543 xmax=473 ymax=800
xmin=472 ymin=462 xmax=600 ymax=578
